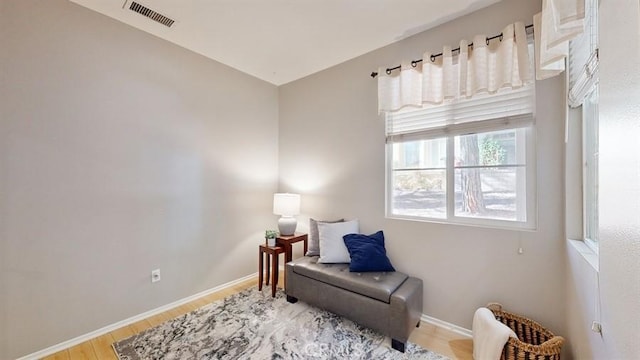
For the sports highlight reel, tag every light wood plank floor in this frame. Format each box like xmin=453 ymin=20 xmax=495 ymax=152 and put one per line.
xmin=42 ymin=275 xmax=472 ymax=360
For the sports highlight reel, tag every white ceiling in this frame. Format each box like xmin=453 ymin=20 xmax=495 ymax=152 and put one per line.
xmin=70 ymin=0 xmax=500 ymax=85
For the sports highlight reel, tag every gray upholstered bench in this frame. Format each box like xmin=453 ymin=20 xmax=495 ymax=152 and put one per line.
xmin=285 ymin=256 xmax=423 ymax=352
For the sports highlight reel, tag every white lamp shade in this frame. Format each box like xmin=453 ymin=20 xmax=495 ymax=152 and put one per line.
xmin=273 ymin=193 xmax=300 ymax=216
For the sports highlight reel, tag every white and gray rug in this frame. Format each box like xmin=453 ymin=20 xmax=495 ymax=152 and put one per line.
xmin=113 ymin=287 xmax=448 ymax=360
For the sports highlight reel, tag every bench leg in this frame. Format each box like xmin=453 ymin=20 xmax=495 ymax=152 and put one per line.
xmin=286 ymin=295 xmax=298 ymax=303
xmin=391 ymin=339 xmax=405 ymax=353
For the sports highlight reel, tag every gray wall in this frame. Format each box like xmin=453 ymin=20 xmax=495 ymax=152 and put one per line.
xmin=279 ymin=0 xmax=567 ymax=335
xmin=565 ymin=0 xmax=640 ymax=358
xmin=0 ymin=1 xmax=279 ymax=358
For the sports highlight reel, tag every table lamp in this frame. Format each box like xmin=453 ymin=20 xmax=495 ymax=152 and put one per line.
xmin=273 ymin=193 xmax=300 ymax=236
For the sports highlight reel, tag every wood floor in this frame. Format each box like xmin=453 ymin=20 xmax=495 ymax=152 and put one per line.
xmin=42 ymin=275 xmax=473 ymax=360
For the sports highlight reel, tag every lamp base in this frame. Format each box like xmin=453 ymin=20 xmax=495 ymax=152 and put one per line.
xmin=278 ymin=216 xmax=297 ymax=236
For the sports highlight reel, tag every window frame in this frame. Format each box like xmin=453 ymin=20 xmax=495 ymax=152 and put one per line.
xmin=567 ymin=0 xmax=598 ymax=251
xmin=385 ymin=124 xmax=537 ymax=230
xmin=582 ymin=87 xmax=599 ymax=253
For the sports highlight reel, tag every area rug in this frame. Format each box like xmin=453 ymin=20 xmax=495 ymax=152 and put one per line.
xmin=113 ymin=287 xmax=448 ymax=360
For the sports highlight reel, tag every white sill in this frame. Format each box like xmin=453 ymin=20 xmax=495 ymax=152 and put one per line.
xmin=568 ymin=239 xmax=599 ymax=272
xmin=386 ymin=214 xmax=537 ymax=232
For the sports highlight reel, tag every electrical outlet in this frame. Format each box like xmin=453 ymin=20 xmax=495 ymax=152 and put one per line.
xmin=151 ymin=269 xmax=161 ymax=283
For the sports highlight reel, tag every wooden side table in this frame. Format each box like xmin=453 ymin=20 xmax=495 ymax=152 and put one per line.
xmin=258 ymin=244 xmax=284 ymax=297
xmin=276 ymin=233 xmax=308 ymax=287
xmin=276 ymin=233 xmax=308 ymax=263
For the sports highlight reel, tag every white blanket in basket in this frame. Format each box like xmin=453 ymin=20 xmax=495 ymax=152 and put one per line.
xmin=472 ymin=307 xmax=517 ymax=360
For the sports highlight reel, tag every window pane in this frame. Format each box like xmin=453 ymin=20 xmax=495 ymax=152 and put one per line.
xmin=584 ymin=88 xmax=599 ymax=243
xmin=392 ymin=138 xmax=446 ymax=169
xmin=454 ymin=167 xmax=526 ymax=221
xmin=455 ymin=129 xmax=522 ymax=167
xmin=453 ymin=129 xmax=527 ymax=221
xmin=390 ymin=138 xmax=447 ymax=218
xmin=391 ymin=169 xmax=446 ymax=218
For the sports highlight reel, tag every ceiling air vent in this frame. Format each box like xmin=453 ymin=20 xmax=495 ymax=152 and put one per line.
xmin=128 ymin=1 xmax=175 ymax=27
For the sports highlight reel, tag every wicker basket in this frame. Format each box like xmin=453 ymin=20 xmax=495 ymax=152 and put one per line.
xmin=486 ymin=303 xmax=564 ymax=360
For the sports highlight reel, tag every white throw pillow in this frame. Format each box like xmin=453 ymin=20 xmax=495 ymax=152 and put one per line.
xmin=317 ymin=219 xmax=359 ymax=263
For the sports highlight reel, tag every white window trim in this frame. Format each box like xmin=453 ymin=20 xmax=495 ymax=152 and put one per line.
xmin=385 ymin=125 xmax=537 ymax=230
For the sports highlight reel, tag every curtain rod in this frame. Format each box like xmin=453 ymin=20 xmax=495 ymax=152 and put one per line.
xmin=370 ymin=24 xmax=534 ymax=78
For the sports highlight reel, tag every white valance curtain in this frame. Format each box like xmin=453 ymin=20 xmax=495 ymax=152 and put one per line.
xmin=377 ymin=22 xmax=532 ymax=114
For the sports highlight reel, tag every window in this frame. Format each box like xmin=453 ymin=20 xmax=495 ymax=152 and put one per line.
xmin=568 ymin=0 xmax=599 ymax=249
xmin=386 ymin=86 xmax=537 ymax=229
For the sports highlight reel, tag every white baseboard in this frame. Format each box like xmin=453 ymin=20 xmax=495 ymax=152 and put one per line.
xmin=421 ymin=314 xmax=473 ymax=338
xmin=16 ymin=273 xmax=258 ymax=360
xmin=18 ymin=272 xmax=471 ymax=359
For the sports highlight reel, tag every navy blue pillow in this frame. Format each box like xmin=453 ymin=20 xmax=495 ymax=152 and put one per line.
xmin=343 ymin=231 xmax=395 ymax=272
